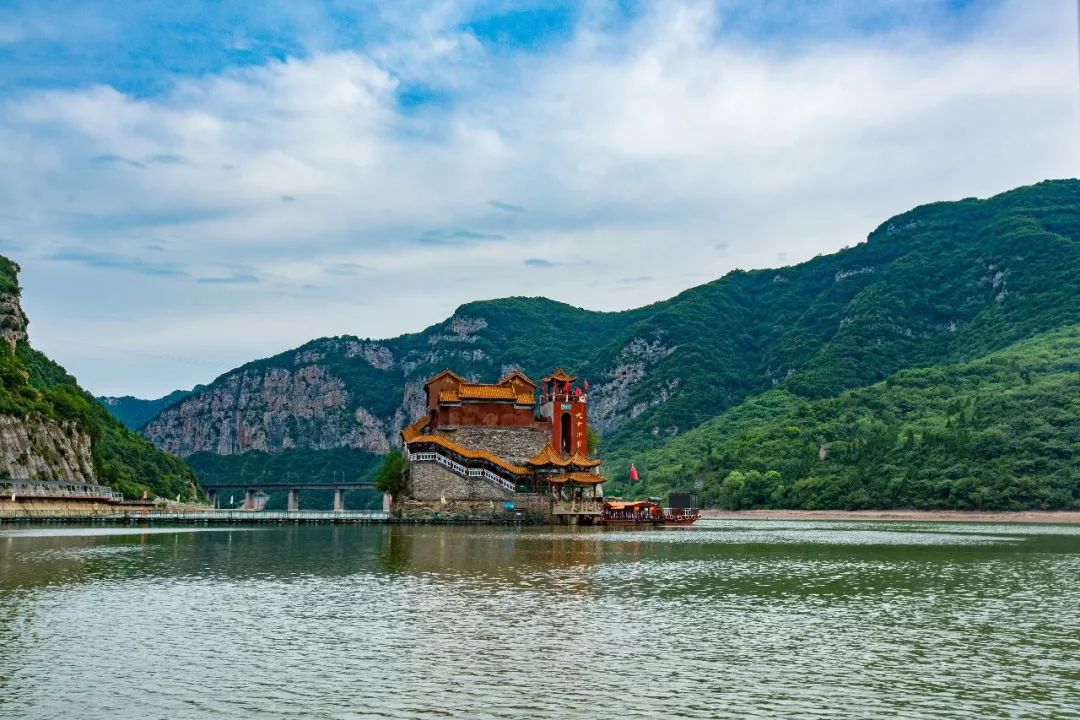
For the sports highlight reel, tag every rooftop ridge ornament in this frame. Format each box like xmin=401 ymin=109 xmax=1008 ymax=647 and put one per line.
xmin=541 ymin=368 xmax=577 ymax=383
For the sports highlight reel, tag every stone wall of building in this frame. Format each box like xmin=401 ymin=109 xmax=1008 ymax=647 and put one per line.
xmin=407 ymin=462 xmax=512 ymax=502
xmin=395 ymin=498 xmax=549 ymax=523
xmin=435 ymin=425 xmax=550 ymax=464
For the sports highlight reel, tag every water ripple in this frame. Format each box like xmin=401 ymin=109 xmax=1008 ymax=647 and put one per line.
xmin=1 ymin=523 xmax=1078 ymax=719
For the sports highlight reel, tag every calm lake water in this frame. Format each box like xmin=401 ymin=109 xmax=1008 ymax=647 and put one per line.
xmin=1 ymin=521 xmax=1079 ymax=719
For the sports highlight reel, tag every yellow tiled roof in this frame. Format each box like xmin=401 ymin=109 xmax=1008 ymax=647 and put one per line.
xmin=407 ymin=434 xmax=531 ymax=476
xmin=527 ymin=444 xmax=602 ymax=468
xmin=427 ymin=368 xmax=536 ymax=405
xmin=424 ymin=369 xmax=467 ymax=387
xmin=548 ymin=472 xmax=606 ymax=485
xmin=458 ymin=385 xmax=517 ymax=400
xmin=438 ymin=384 xmax=534 ymax=404
xmin=568 ymin=452 xmax=602 ymax=468
xmin=527 ymin=444 xmax=564 ymax=466
xmin=498 ymin=371 xmax=536 ymax=389
xmin=542 ymin=368 xmax=577 ymax=383
xmin=401 ymin=415 xmax=431 ymax=442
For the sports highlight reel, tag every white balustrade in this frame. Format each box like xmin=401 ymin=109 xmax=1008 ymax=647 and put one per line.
xmin=409 ymin=451 xmax=516 ymax=493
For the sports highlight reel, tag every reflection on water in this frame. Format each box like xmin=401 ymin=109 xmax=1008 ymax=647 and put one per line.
xmin=1 ymin=521 xmax=1079 ymax=719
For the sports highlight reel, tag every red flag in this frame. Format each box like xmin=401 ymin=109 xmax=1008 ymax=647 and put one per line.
xmin=629 ymin=463 xmax=639 ymax=482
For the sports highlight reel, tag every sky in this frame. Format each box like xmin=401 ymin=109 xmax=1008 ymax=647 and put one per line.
xmin=0 ymin=0 xmax=1077 ymax=398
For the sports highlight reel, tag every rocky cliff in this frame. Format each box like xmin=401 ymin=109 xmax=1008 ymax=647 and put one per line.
xmin=141 ymin=180 xmax=1080 ymax=482
xmin=0 ymin=256 xmax=199 ymax=499
xmin=0 ymin=415 xmax=94 ymax=482
xmin=0 ymin=259 xmax=95 ymax=482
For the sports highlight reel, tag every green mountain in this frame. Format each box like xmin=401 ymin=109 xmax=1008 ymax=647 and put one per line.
xmin=97 ymin=388 xmax=199 ymax=430
xmin=0 ymin=257 xmax=199 ymax=501
xmin=141 ymin=179 xmax=1080 ymax=508
xmin=607 ymin=324 xmax=1080 ymax=509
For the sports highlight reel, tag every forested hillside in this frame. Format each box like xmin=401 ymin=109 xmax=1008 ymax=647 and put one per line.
xmin=606 ymin=325 xmax=1080 ymax=509
xmin=97 ymin=389 xmax=197 ymax=430
xmin=131 ymin=179 xmax=1080 ymax=509
xmin=0 ymin=257 xmax=198 ymax=501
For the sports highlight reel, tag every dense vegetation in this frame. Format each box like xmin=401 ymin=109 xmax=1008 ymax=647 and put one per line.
xmin=0 ymin=253 xmax=199 ymax=500
xmin=96 ymin=389 xmax=197 ymax=430
xmin=373 ymin=450 xmax=406 ymax=499
xmin=0 ymin=256 xmax=20 ymax=295
xmin=607 ymin=325 xmax=1080 ymax=509
xmin=0 ymin=340 xmax=199 ymax=500
xmin=126 ymin=179 xmax=1080 ymax=509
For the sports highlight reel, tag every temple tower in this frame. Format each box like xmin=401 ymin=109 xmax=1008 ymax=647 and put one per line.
xmin=539 ymin=369 xmax=588 ymax=456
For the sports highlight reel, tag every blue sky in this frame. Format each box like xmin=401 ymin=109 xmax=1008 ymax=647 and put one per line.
xmin=0 ymin=0 xmax=1076 ymax=397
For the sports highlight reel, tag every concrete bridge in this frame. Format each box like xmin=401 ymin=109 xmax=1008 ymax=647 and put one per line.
xmin=202 ymin=480 xmax=378 ymax=512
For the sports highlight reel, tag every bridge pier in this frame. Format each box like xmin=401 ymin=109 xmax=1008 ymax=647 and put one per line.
xmin=202 ymin=482 xmax=371 ymax=511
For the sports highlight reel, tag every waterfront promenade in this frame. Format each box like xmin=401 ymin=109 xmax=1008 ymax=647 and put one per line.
xmin=0 ymin=509 xmax=392 ymax=524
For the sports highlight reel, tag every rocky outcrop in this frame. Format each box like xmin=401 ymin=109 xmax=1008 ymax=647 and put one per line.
xmin=588 ymin=335 xmax=678 ymax=432
xmin=140 ymin=315 xmax=681 ymax=461
xmin=0 ymin=259 xmax=28 ymax=350
xmin=0 ymin=414 xmax=95 ymax=482
xmin=0 ymin=263 xmax=93 ymax=482
xmin=129 ymin=180 xmax=1080 ymax=483
xmin=144 ymin=363 xmax=394 ymax=456
xmin=0 ymin=292 xmax=27 ymax=350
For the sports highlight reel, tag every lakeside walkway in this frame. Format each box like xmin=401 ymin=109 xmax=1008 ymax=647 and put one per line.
xmin=0 ymin=510 xmax=392 ymax=524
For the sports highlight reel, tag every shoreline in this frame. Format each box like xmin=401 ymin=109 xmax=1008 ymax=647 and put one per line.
xmin=700 ymin=509 xmax=1080 ymax=525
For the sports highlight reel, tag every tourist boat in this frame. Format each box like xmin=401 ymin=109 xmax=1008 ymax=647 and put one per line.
xmin=601 ymin=498 xmax=700 ymax=526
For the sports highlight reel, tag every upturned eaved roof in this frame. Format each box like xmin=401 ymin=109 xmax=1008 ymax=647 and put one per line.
xmin=405 ymin=433 xmax=531 ymax=476
xmin=401 ymin=414 xmax=431 ymax=443
xmin=498 ymin=370 xmax=536 ymax=389
xmin=426 ymin=369 xmax=535 ymax=405
xmin=526 ymin=444 xmax=602 ymax=469
xmin=542 ymin=368 xmax=577 ymax=384
xmin=438 ymin=386 xmax=533 ymax=404
xmin=548 ymin=472 xmax=606 ymax=485
xmin=424 ymin=369 xmax=468 ymax=387
xmin=526 ymin=444 xmax=564 ymax=467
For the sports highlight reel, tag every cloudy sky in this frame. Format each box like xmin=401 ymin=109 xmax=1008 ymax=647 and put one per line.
xmin=1 ymin=0 xmax=1076 ymax=398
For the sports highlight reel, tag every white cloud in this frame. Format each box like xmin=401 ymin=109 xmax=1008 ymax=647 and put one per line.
xmin=2 ymin=0 xmax=1076 ymax=396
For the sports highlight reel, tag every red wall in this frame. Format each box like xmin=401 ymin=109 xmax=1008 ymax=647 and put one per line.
xmin=551 ymin=399 xmax=588 ymax=455
xmin=437 ymin=402 xmax=537 ymax=428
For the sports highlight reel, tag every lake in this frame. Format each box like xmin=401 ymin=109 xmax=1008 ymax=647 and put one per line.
xmin=1 ymin=521 xmax=1079 ymax=719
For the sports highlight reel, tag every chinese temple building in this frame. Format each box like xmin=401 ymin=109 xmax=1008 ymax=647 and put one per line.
xmin=399 ymin=368 xmax=605 ymax=523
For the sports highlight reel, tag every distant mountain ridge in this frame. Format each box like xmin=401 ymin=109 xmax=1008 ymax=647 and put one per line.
xmin=140 ymin=179 xmax=1080 ymax=508
xmin=97 ymin=388 xmax=200 ymax=430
